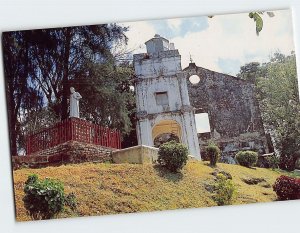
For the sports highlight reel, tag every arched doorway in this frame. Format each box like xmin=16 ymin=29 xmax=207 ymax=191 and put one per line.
xmin=152 ymin=120 xmax=182 ymax=147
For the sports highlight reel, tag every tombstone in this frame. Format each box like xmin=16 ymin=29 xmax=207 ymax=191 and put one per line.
xmin=69 ymin=87 xmax=82 ymax=118
xmin=133 ymin=35 xmax=201 ymax=159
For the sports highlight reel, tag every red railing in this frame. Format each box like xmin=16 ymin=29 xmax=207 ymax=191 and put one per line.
xmin=26 ymin=117 xmax=121 ymax=155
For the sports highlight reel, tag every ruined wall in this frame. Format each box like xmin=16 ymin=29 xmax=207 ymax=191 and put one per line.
xmin=183 ymin=63 xmax=269 ymax=156
xmin=134 ymin=36 xmax=200 ymax=158
xmin=12 ymin=141 xmax=115 ymax=169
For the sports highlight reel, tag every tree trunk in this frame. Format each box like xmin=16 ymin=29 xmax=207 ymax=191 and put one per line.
xmin=61 ymin=28 xmax=72 ymax=120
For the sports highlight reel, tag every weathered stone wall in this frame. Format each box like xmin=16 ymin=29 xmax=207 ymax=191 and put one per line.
xmin=184 ymin=63 xmax=269 ymax=156
xmin=12 ymin=141 xmax=116 ymax=170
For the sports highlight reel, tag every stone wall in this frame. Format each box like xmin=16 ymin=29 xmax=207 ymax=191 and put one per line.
xmin=183 ymin=63 xmax=270 ymax=157
xmin=12 ymin=141 xmax=116 ymax=170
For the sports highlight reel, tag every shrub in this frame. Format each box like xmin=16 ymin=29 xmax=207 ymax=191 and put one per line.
xmin=279 ymin=154 xmax=297 ymax=171
xmin=273 ymin=175 xmax=300 ymax=200
xmin=206 ymin=143 xmax=221 ymax=167
xmin=219 ymin=156 xmax=237 ymax=165
xmin=213 ymin=174 xmax=237 ymax=205
xmin=235 ymin=151 xmax=258 ymax=167
xmin=65 ymin=193 xmax=77 ymax=211
xmin=266 ymin=153 xmax=280 ymax=169
xmin=23 ymin=174 xmax=76 ymax=220
xmin=158 ymin=141 xmax=188 ymax=172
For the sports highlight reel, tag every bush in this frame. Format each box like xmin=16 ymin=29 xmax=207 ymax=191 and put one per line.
xmin=65 ymin=193 xmax=77 ymax=211
xmin=273 ymin=175 xmax=300 ymax=200
xmin=23 ymin=174 xmax=76 ymax=220
xmin=266 ymin=153 xmax=280 ymax=169
xmin=219 ymin=156 xmax=237 ymax=165
xmin=279 ymin=154 xmax=297 ymax=171
xmin=235 ymin=151 xmax=258 ymax=167
xmin=213 ymin=174 xmax=237 ymax=205
xmin=158 ymin=141 xmax=188 ymax=172
xmin=206 ymin=143 xmax=221 ymax=167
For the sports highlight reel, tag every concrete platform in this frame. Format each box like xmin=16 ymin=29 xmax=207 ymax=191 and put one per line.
xmin=112 ymin=145 xmax=159 ymax=164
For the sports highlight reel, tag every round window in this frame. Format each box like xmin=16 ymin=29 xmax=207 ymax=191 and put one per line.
xmin=189 ymin=74 xmax=200 ymax=84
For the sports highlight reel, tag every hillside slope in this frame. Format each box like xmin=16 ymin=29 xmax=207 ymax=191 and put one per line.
xmin=13 ymin=161 xmax=290 ymax=221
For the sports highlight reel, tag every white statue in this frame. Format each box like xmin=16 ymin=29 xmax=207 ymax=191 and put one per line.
xmin=69 ymin=87 xmax=82 ymax=118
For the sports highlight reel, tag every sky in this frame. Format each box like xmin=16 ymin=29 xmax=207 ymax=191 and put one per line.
xmin=122 ymin=9 xmax=295 ymax=76
xmin=121 ymin=9 xmax=296 ymax=133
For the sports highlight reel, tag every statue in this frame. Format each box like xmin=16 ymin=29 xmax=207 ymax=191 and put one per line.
xmin=69 ymin=87 xmax=82 ymax=118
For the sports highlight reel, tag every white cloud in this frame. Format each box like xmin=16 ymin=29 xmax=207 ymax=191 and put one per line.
xmin=122 ymin=21 xmax=156 ymax=54
xmin=171 ymin=10 xmax=295 ymax=74
xmin=123 ymin=10 xmax=295 ymax=76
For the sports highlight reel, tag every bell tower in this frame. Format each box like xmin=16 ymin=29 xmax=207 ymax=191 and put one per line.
xmin=133 ymin=35 xmax=201 ymax=159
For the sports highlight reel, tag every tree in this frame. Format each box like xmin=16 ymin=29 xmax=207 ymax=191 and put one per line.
xmin=3 ymin=24 xmax=132 ymax=155
xmin=237 ymin=62 xmax=264 ymax=83
xmin=256 ymin=53 xmax=300 ymax=169
xmin=27 ymin=24 xmax=128 ymax=120
xmin=71 ymin=61 xmax=135 ymax=135
xmin=2 ymin=31 xmax=44 ymax=155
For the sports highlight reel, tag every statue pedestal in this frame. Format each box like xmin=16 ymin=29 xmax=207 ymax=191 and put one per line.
xmin=25 ymin=117 xmax=121 ymax=155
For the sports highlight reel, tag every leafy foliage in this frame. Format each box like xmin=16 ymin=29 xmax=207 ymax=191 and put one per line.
xmin=238 ymin=52 xmax=300 ymax=171
xmin=206 ymin=142 xmax=221 ymax=167
xmin=3 ymin=24 xmax=133 ymax=154
xmin=23 ymin=174 xmax=76 ymax=220
xmin=266 ymin=153 xmax=280 ymax=169
xmin=208 ymin=11 xmax=274 ymax=35
xmin=249 ymin=12 xmax=263 ymax=35
xmin=154 ymin=133 xmax=180 ymax=148
xmin=158 ymin=141 xmax=189 ymax=172
xmin=72 ymin=61 xmax=135 ymax=134
xmin=248 ymin=11 xmax=275 ymax=35
xmin=2 ymin=32 xmax=44 ymax=155
xmin=279 ymin=154 xmax=297 ymax=171
xmin=213 ymin=174 xmax=237 ymax=206
xmin=237 ymin=62 xmax=265 ymax=83
xmin=64 ymin=193 xmax=77 ymax=211
xmin=256 ymin=53 xmax=300 ymax=170
xmin=273 ymin=175 xmax=300 ymax=200
xmin=235 ymin=151 xmax=258 ymax=168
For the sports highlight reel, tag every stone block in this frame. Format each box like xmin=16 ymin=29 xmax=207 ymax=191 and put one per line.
xmin=112 ymin=145 xmax=158 ymax=164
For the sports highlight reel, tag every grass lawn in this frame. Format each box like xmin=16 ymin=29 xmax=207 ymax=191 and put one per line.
xmin=12 ymin=161 xmax=298 ymax=221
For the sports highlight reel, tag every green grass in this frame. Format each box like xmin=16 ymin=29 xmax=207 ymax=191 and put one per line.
xmin=13 ymin=161 xmax=298 ymax=221
xmin=271 ymin=168 xmax=300 ymax=178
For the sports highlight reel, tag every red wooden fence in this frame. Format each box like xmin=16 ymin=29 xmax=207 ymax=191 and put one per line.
xmin=26 ymin=117 xmax=121 ymax=155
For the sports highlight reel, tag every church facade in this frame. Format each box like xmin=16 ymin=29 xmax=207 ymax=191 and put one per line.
xmin=133 ymin=35 xmax=271 ymax=159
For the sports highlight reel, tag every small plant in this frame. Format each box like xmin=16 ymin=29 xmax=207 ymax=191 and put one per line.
xmin=266 ymin=153 xmax=279 ymax=169
xmin=206 ymin=142 xmax=221 ymax=167
xmin=213 ymin=174 xmax=237 ymax=206
xmin=65 ymin=193 xmax=77 ymax=211
xmin=235 ymin=151 xmax=258 ymax=168
xmin=273 ymin=175 xmax=300 ymax=200
xmin=279 ymin=154 xmax=297 ymax=171
xmin=23 ymin=174 xmax=76 ymax=220
xmin=219 ymin=155 xmax=237 ymax=165
xmin=158 ymin=140 xmax=188 ymax=172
